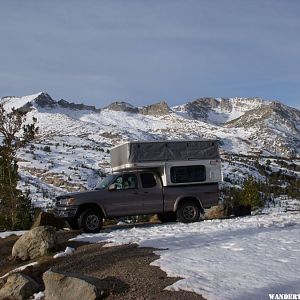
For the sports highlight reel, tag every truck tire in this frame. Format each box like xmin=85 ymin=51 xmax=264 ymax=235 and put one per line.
xmin=176 ymin=200 xmax=200 ymax=223
xmin=79 ymin=209 xmax=103 ymax=233
xmin=157 ymin=212 xmax=177 ymax=223
xmin=67 ymin=219 xmax=80 ymax=230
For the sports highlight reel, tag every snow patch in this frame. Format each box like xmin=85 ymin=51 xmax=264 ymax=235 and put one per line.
xmin=72 ymin=212 xmax=300 ymax=300
xmin=53 ymin=246 xmax=75 ymax=258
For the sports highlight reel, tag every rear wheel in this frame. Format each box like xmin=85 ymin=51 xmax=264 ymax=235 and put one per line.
xmin=157 ymin=212 xmax=177 ymax=223
xmin=176 ymin=200 xmax=201 ymax=223
xmin=79 ymin=209 xmax=103 ymax=233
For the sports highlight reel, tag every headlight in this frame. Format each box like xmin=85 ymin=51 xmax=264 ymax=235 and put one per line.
xmin=59 ymin=197 xmax=76 ymax=206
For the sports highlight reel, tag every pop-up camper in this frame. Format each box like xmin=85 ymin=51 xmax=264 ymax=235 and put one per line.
xmin=54 ymin=140 xmax=222 ymax=233
xmin=110 ymin=140 xmax=222 ymax=186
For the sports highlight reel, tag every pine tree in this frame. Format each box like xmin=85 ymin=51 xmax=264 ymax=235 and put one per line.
xmin=241 ymin=176 xmax=262 ymax=208
xmin=0 ymin=105 xmax=38 ymax=230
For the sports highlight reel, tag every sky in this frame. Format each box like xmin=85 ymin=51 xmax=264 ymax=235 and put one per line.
xmin=0 ymin=0 xmax=299 ymax=109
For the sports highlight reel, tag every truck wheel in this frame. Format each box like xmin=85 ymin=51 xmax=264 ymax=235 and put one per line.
xmin=157 ymin=212 xmax=177 ymax=223
xmin=68 ymin=219 xmax=80 ymax=230
xmin=176 ymin=200 xmax=200 ymax=223
xmin=79 ymin=209 xmax=103 ymax=233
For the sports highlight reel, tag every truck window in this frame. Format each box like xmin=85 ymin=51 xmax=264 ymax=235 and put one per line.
xmin=140 ymin=173 xmax=157 ymax=188
xmin=170 ymin=165 xmax=206 ymax=183
xmin=114 ymin=174 xmax=138 ymax=189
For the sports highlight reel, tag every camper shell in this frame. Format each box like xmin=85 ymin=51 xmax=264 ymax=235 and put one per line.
xmin=110 ymin=140 xmax=222 ymax=186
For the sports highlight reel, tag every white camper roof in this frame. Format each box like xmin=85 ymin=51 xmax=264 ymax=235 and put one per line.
xmin=110 ymin=139 xmax=220 ymax=172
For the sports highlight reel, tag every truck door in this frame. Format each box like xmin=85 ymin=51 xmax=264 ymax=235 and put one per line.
xmin=105 ymin=173 xmax=144 ymax=216
xmin=139 ymin=172 xmax=164 ymax=214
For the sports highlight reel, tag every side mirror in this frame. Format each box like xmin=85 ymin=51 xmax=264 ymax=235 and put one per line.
xmin=108 ymin=183 xmax=116 ymax=191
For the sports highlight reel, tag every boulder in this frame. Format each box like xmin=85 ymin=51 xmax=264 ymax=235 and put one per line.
xmin=205 ymin=204 xmax=228 ymax=219
xmin=0 ymin=273 xmax=39 ymax=300
xmin=43 ymin=270 xmax=106 ymax=300
xmin=31 ymin=211 xmax=65 ymax=230
xmin=12 ymin=226 xmax=57 ymax=261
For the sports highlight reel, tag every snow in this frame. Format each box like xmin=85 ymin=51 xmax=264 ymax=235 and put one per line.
xmin=53 ymin=246 xmax=75 ymax=258
xmin=0 ymin=231 xmax=27 ymax=238
xmin=72 ymin=212 xmax=300 ymax=300
xmin=0 ymin=262 xmax=38 ymax=279
xmin=0 ymin=92 xmax=42 ymax=111
xmin=32 ymin=291 xmax=45 ymax=300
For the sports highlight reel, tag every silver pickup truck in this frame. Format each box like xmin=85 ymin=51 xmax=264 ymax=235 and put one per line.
xmin=54 ymin=140 xmax=222 ymax=232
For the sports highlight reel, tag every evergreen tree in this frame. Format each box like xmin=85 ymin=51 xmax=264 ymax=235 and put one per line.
xmin=241 ymin=176 xmax=262 ymax=208
xmin=0 ymin=105 xmax=38 ymax=230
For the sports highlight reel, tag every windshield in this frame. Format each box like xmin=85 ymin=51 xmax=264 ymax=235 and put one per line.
xmin=95 ymin=174 xmax=117 ymax=190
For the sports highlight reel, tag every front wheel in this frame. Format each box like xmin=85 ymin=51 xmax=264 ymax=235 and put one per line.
xmin=176 ymin=200 xmax=201 ymax=223
xmin=79 ymin=209 xmax=103 ymax=233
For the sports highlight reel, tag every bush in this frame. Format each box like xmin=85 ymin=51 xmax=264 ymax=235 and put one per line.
xmin=240 ymin=176 xmax=263 ymax=208
xmin=43 ymin=145 xmax=51 ymax=152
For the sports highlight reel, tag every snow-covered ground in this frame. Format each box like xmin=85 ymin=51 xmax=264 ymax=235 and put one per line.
xmin=0 ymin=231 xmax=27 ymax=239
xmin=73 ymin=211 xmax=300 ymax=300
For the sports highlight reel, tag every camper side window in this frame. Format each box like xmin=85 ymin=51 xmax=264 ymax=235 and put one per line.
xmin=170 ymin=165 xmax=206 ymax=183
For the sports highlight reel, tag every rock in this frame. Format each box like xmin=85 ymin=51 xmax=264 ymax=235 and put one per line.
xmin=35 ymin=92 xmax=57 ymax=108
xmin=205 ymin=204 xmax=228 ymax=219
xmin=139 ymin=101 xmax=171 ymax=115
xmin=0 ymin=273 xmax=39 ymax=300
xmin=31 ymin=212 xmax=65 ymax=230
xmin=43 ymin=270 xmax=106 ymax=300
xmin=104 ymin=101 xmax=138 ymax=113
xmin=12 ymin=226 xmax=57 ymax=261
xmin=149 ymin=214 xmax=160 ymax=223
xmin=0 ymin=278 xmax=5 ymax=290
xmin=57 ymin=99 xmax=101 ymax=113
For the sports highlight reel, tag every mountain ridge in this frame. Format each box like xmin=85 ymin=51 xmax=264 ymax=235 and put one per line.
xmin=1 ymin=91 xmax=299 ymax=158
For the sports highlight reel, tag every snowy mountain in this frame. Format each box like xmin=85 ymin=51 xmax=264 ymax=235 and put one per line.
xmin=1 ymin=92 xmax=299 ymax=206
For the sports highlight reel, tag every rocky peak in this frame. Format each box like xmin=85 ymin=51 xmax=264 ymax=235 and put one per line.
xmin=139 ymin=101 xmax=171 ymax=116
xmin=183 ymin=97 xmax=220 ymax=120
xmin=193 ymin=97 xmax=220 ymax=108
xmin=34 ymin=92 xmax=57 ymax=108
xmin=104 ymin=101 xmax=138 ymax=113
xmin=57 ymin=99 xmax=101 ymax=113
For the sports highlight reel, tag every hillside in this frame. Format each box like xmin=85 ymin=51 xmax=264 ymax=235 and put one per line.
xmin=1 ymin=92 xmax=299 ymax=207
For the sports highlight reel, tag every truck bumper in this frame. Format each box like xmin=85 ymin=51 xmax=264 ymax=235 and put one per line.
xmin=53 ymin=206 xmax=78 ymax=219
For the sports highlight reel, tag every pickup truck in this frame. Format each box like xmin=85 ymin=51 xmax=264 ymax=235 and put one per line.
xmin=54 ymin=169 xmax=219 ymax=233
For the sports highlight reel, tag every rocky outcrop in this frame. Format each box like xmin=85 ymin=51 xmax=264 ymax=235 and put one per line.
xmin=58 ymin=99 xmax=101 ymax=112
xmin=0 ymin=273 xmax=39 ymax=300
xmin=35 ymin=92 xmax=57 ymax=108
xmin=139 ymin=101 xmax=171 ymax=116
xmin=31 ymin=212 xmax=65 ymax=230
xmin=104 ymin=101 xmax=138 ymax=113
xmin=43 ymin=270 xmax=106 ymax=300
xmin=183 ymin=97 xmax=222 ymax=120
xmin=12 ymin=226 xmax=57 ymax=261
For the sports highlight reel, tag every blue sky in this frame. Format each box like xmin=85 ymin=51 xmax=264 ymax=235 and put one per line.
xmin=0 ymin=0 xmax=299 ymax=108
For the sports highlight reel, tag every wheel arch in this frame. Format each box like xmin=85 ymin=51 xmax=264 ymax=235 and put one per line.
xmin=174 ymin=196 xmax=204 ymax=214
xmin=76 ymin=202 xmax=106 ymax=218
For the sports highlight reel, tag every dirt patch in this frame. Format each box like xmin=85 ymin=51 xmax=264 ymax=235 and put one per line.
xmin=0 ymin=230 xmax=205 ymax=300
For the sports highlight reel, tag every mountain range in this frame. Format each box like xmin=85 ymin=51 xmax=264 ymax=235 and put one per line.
xmin=1 ymin=92 xmax=299 ymax=206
